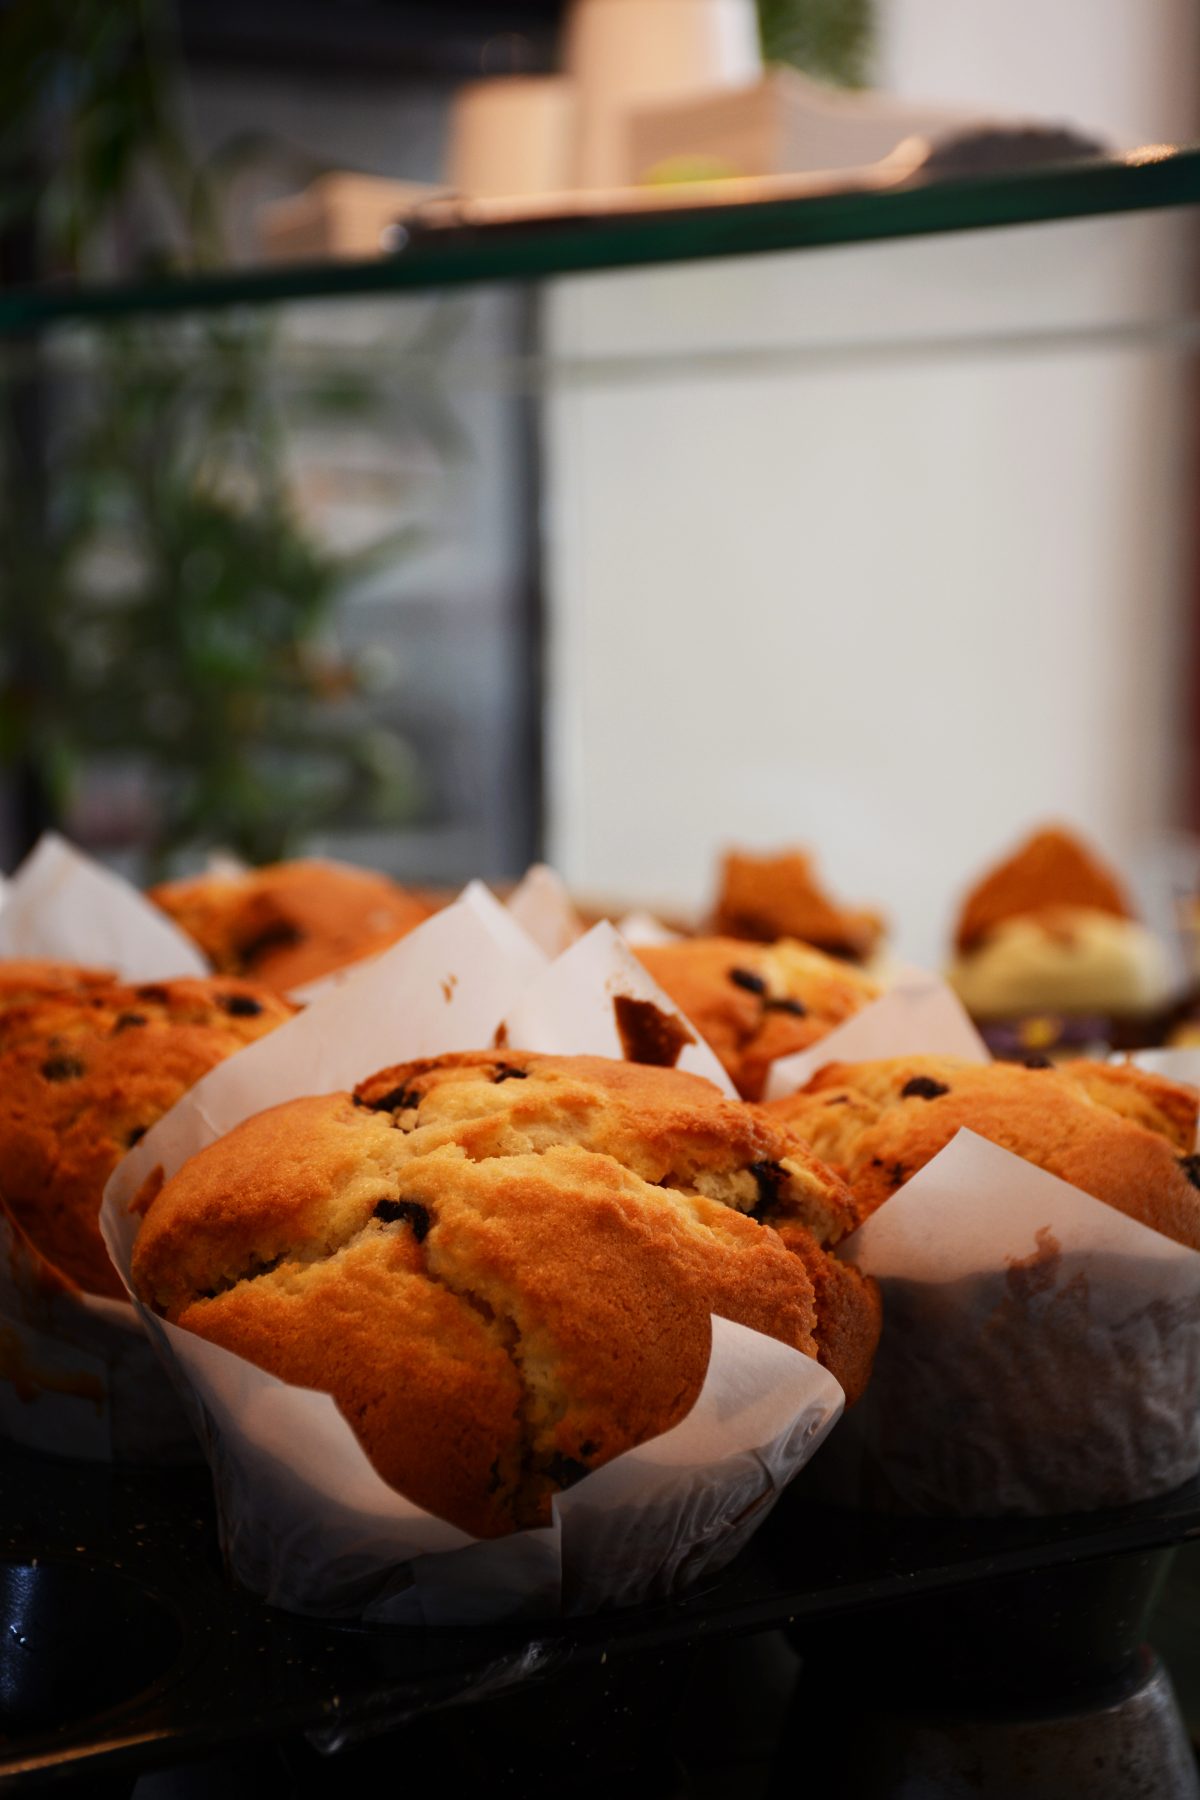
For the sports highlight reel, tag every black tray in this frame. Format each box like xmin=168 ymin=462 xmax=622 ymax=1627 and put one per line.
xmin=2 ymin=1438 xmax=1200 ymax=1792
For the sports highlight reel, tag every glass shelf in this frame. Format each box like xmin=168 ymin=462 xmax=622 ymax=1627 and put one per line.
xmin=2 ymin=144 xmax=1199 ymax=333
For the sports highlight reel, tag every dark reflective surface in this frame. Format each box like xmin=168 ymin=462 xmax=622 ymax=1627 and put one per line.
xmin=1 ymin=1441 xmax=1199 ymax=1786
xmin=0 ymin=1560 xmax=181 ymax=1739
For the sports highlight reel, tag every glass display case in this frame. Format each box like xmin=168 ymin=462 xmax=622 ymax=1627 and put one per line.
xmin=5 ymin=145 xmax=1200 ymax=1795
xmin=4 ymin=147 xmax=1198 ymax=959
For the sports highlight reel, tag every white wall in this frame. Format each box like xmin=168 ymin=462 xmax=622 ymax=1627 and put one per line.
xmin=877 ymin=0 xmax=1197 ymax=147
xmin=543 ymin=2 xmax=1199 ymax=966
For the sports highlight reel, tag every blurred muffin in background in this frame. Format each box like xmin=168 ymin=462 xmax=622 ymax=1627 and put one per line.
xmin=0 ymin=975 xmax=294 ymax=1296
xmin=636 ymin=935 xmax=879 ymax=1101
xmin=946 ymin=826 xmax=1172 ymax=1056
xmin=149 ymin=859 xmax=432 ymax=992
xmin=713 ymin=847 xmax=885 ymax=965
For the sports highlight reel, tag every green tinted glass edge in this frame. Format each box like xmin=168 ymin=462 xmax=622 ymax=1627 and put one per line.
xmin=2 ymin=148 xmax=1199 ymax=333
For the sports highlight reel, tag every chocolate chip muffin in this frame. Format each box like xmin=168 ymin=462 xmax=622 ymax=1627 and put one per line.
xmin=769 ymin=1054 xmax=1200 ymax=1249
xmin=946 ymin=827 xmax=1172 ymax=1049
xmin=636 ymin=937 xmax=879 ymax=1102
xmin=130 ymin=1051 xmax=881 ymax=1537
xmin=148 ymin=860 xmax=432 ymax=991
xmin=713 ymin=848 xmax=884 ymax=962
xmin=0 ymin=977 xmax=295 ymax=1298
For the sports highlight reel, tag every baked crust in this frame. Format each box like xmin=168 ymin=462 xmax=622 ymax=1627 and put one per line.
xmin=0 ymin=977 xmax=294 ymax=1296
xmin=0 ymin=961 xmax=116 ymax=1004
xmin=131 ymin=1050 xmax=880 ymax=1534
xmin=713 ymin=848 xmax=884 ymax=961
xmin=149 ymin=860 xmax=431 ymax=990
xmin=1057 ymin=1059 xmax=1198 ymax=1153
xmin=769 ymin=1054 xmax=1200 ymax=1249
xmin=955 ymin=827 xmax=1132 ymax=954
xmin=636 ymin=937 xmax=878 ymax=1102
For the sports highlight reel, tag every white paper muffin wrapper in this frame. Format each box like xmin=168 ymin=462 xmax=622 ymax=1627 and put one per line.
xmin=100 ymin=884 xmax=843 ymax=1623
xmin=0 ymin=833 xmax=209 ymax=979
xmin=286 ymin=863 xmax=579 ymax=1006
xmin=787 ymin=996 xmax=1200 ymax=1516
xmin=762 ymin=964 xmax=988 ymax=1100
xmin=504 ymin=863 xmax=585 ymax=960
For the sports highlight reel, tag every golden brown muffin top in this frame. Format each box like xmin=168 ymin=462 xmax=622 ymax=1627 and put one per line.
xmin=148 ymin=859 xmax=432 ymax=991
xmin=0 ymin=961 xmax=116 ymax=1007
xmin=769 ymin=1053 xmax=1200 ymax=1250
xmin=0 ymin=976 xmax=295 ymax=1297
xmin=713 ymin=848 xmax=884 ymax=961
xmin=637 ymin=936 xmax=879 ymax=1103
xmin=955 ymin=827 xmax=1133 ymax=954
xmin=131 ymin=1050 xmax=866 ymax=1535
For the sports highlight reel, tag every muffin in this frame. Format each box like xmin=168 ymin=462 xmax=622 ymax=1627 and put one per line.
xmin=946 ymin=827 xmax=1172 ymax=1053
xmin=713 ymin=847 xmax=885 ymax=963
xmin=769 ymin=1053 xmax=1200 ymax=1249
xmin=130 ymin=1050 xmax=881 ymax=1537
xmin=148 ymin=859 xmax=432 ymax=991
xmin=0 ymin=961 xmax=116 ymax=1005
xmin=636 ymin=936 xmax=879 ymax=1101
xmin=0 ymin=976 xmax=295 ymax=1297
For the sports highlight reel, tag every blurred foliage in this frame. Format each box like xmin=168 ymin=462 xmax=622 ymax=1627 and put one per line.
xmin=758 ymin=0 xmax=875 ymax=88
xmin=0 ymin=0 xmax=433 ymax=870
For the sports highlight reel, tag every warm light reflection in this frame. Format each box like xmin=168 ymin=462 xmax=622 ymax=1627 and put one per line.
xmin=1124 ymin=143 xmax=1180 ymax=166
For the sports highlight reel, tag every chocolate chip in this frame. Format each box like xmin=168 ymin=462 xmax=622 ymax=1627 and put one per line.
xmin=1181 ymin=1155 xmax=1200 ymax=1191
xmin=135 ymin=985 xmax=169 ymax=1005
xmin=41 ymin=1056 xmax=85 ymax=1082
xmin=544 ymin=1453 xmax=591 ymax=1489
xmin=888 ymin=1163 xmax=907 ymax=1189
xmin=750 ymin=1159 xmax=788 ymax=1217
xmin=1021 ymin=1053 xmax=1054 ymax=1070
xmin=360 ymin=1085 xmax=417 ymax=1116
xmin=493 ymin=1065 xmax=529 ymax=1083
xmin=199 ymin=1252 xmax=282 ymax=1299
xmin=486 ymin=1458 xmax=503 ymax=1495
xmin=900 ymin=1076 xmax=949 ymax=1101
xmin=113 ymin=1012 xmax=148 ymax=1033
xmin=728 ymin=967 xmax=767 ymax=996
xmin=373 ymin=1198 xmax=431 ymax=1240
xmin=235 ymin=921 xmax=303 ymax=969
xmin=218 ymin=993 xmax=263 ymax=1018
xmin=764 ymin=996 xmax=808 ymax=1018
xmin=612 ymin=995 xmax=695 ymax=1069
xmin=126 ymin=1125 xmax=147 ymax=1148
